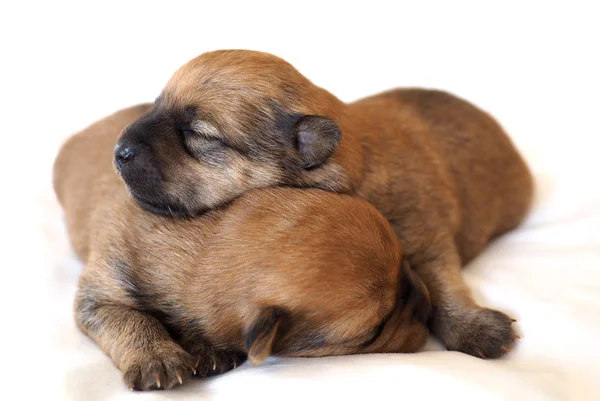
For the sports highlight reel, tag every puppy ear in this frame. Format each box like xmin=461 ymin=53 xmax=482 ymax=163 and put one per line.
xmin=400 ymin=259 xmax=432 ymax=324
xmin=245 ymin=307 xmax=288 ymax=365
xmin=294 ymin=115 xmax=341 ymax=169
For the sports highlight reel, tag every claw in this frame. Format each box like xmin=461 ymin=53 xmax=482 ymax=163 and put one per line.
xmin=192 ymin=368 xmax=196 ymax=375
xmin=511 ymin=318 xmax=517 ymax=322
xmin=212 ymin=357 xmax=217 ymax=371
xmin=156 ymin=375 xmax=161 ymax=389
xmin=233 ymin=360 xmax=237 ymax=369
xmin=515 ymin=334 xmax=521 ymax=339
xmin=176 ymin=373 xmax=183 ymax=385
xmin=476 ymin=350 xmax=486 ymax=359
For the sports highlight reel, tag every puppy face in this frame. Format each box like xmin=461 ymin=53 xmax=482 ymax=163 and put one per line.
xmin=114 ymin=50 xmax=349 ymax=216
xmin=244 ymin=261 xmax=431 ymax=364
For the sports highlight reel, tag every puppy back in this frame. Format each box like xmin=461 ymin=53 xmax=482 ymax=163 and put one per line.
xmin=52 ymin=104 xmax=153 ymax=259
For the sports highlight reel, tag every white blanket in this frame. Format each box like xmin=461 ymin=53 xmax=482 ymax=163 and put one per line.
xmin=2 ymin=2 xmax=599 ymax=400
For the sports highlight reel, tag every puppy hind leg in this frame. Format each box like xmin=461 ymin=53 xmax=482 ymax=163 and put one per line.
xmin=74 ymin=285 xmax=197 ymax=391
xmin=413 ymin=246 xmax=518 ymax=359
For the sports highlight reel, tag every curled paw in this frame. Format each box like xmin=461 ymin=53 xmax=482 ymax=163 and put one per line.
xmin=122 ymin=343 xmax=197 ymax=391
xmin=190 ymin=346 xmax=246 ymax=378
xmin=444 ymin=307 xmax=519 ymax=359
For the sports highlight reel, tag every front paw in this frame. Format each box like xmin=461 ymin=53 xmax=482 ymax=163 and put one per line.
xmin=189 ymin=345 xmax=246 ymax=378
xmin=437 ymin=307 xmax=519 ymax=359
xmin=122 ymin=342 xmax=197 ymax=391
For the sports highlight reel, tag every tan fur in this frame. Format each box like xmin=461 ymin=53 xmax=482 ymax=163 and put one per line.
xmin=53 ymin=106 xmax=431 ymax=390
xmin=113 ymin=50 xmax=532 ymax=359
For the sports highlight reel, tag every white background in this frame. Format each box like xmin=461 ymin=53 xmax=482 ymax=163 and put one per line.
xmin=1 ymin=1 xmax=599 ymax=400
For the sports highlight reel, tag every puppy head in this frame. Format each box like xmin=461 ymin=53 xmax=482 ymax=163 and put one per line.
xmin=204 ymin=189 xmax=432 ymax=364
xmin=244 ymin=260 xmax=431 ymax=365
xmin=114 ymin=50 xmax=349 ymax=216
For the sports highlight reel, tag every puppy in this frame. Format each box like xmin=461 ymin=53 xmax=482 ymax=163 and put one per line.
xmin=113 ymin=50 xmax=532 ymax=359
xmin=53 ymin=105 xmax=432 ymax=391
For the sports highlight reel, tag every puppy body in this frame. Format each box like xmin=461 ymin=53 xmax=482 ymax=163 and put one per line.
xmin=344 ymin=89 xmax=533 ymax=356
xmin=114 ymin=50 xmax=532 ymax=358
xmin=348 ymin=88 xmax=532 ymax=262
xmin=53 ymin=106 xmax=431 ymax=390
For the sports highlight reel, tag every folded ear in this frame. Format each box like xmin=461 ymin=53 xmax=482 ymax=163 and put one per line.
xmin=294 ymin=115 xmax=341 ymax=169
xmin=400 ymin=259 xmax=432 ymax=324
xmin=245 ymin=307 xmax=288 ymax=365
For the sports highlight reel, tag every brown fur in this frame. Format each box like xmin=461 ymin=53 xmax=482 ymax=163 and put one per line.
xmin=53 ymin=106 xmax=431 ymax=390
xmin=113 ymin=50 xmax=532 ymax=359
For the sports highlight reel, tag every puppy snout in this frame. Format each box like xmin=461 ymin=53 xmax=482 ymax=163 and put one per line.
xmin=114 ymin=144 xmax=136 ymax=168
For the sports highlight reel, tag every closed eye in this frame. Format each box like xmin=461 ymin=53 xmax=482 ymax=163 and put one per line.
xmin=181 ymin=129 xmax=226 ymax=146
xmin=361 ymin=304 xmax=398 ymax=348
xmin=360 ymin=319 xmax=387 ymax=347
xmin=181 ymin=129 xmax=196 ymax=139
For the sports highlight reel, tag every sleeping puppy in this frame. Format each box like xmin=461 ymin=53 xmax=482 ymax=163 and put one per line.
xmin=53 ymin=105 xmax=432 ymax=391
xmin=113 ymin=50 xmax=533 ymax=359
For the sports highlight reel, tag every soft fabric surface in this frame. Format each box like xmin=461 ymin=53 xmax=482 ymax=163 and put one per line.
xmin=3 ymin=2 xmax=599 ymax=400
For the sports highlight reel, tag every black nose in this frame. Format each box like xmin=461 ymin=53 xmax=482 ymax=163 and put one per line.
xmin=114 ymin=144 xmax=135 ymax=168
